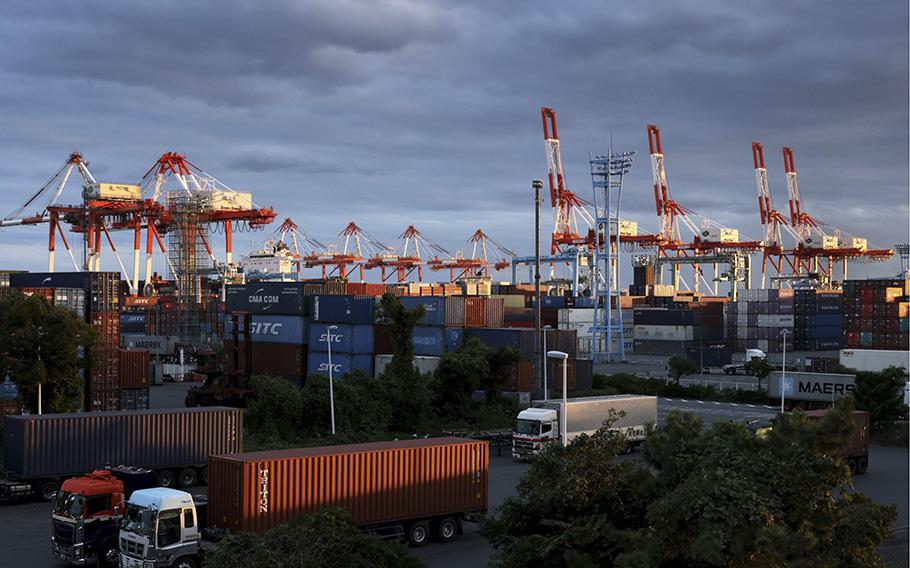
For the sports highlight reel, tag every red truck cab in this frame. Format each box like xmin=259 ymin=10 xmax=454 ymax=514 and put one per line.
xmin=52 ymin=467 xmax=154 ymax=567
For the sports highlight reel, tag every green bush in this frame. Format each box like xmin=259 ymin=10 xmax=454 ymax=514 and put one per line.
xmin=584 ymin=373 xmax=769 ymax=404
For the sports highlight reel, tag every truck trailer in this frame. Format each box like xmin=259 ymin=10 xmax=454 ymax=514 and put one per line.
xmin=1 ymin=407 xmax=243 ymax=502
xmin=767 ymin=371 xmax=856 ymax=410
xmin=117 ymin=438 xmax=489 ymax=568
xmin=805 ymin=409 xmax=870 ymax=475
xmin=838 ymin=349 xmax=909 ymax=374
xmin=512 ymin=395 xmax=658 ymax=460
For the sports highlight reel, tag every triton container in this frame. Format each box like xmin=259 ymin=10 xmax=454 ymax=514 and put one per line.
xmin=208 ymin=438 xmax=488 ymax=545
xmin=1 ymin=407 xmax=243 ymax=501
xmin=804 ymin=409 xmax=870 ymax=475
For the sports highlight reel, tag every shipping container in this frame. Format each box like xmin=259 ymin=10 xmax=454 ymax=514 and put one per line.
xmin=225 ymin=314 xmax=308 ymax=345
xmin=121 ymin=335 xmax=173 ymax=355
xmin=633 ymin=325 xmax=696 ymax=341
xmin=400 ymin=297 xmax=446 ymax=326
xmin=308 ymin=323 xmax=353 ymax=353
xmin=838 ymin=349 xmax=909 ymax=373
xmin=251 ymin=343 xmax=306 ymax=378
xmin=225 ymin=283 xmax=309 ymax=315
xmin=3 ymin=407 xmax=243 ymax=480
xmin=352 ymin=325 xmax=374 ymax=354
xmin=310 ymin=295 xmax=374 ymax=324
xmin=413 ymin=326 xmax=446 ymax=356
xmin=768 ymin=371 xmax=855 ymax=406
xmin=444 ymin=327 xmax=464 ymax=352
xmin=633 ymin=309 xmax=697 ymax=326
xmin=120 ymin=388 xmax=150 ymax=410
xmin=307 ymin=351 xmax=352 ymax=378
xmin=118 ymin=349 xmax=150 ymax=389
xmin=207 ymin=438 xmax=488 ymax=536
xmin=374 ymin=354 xmax=441 ymax=378
xmin=83 ymin=182 xmax=141 ymax=201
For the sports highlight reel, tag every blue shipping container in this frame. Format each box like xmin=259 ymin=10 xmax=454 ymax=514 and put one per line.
xmin=308 ymin=323 xmax=353 ymax=353
xmin=310 ymin=295 xmax=374 ymax=324
xmin=226 ymin=283 xmax=309 ymax=315
xmin=352 ymin=325 xmax=374 ymax=354
xmin=120 ymin=323 xmax=147 ymax=334
xmin=120 ymin=314 xmax=146 ymax=324
xmin=810 ymin=326 xmax=842 ymax=340
xmin=352 ymin=354 xmax=373 ymax=376
xmin=224 ymin=315 xmax=309 ymax=345
xmin=465 ymin=327 xmax=522 ymax=350
xmin=400 ymin=297 xmax=446 ymax=326
xmin=413 ymin=326 xmax=445 ymax=356
xmin=812 ymin=314 xmax=842 ymax=327
xmin=444 ymin=327 xmax=464 ymax=352
xmin=307 ymin=352 xmax=352 ymax=378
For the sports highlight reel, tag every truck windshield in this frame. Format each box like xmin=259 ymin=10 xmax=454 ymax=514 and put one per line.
xmin=515 ymin=419 xmax=541 ymax=436
xmin=122 ymin=503 xmax=156 ymax=537
xmin=53 ymin=492 xmax=85 ymax=519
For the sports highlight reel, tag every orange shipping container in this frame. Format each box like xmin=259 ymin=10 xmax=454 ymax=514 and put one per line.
xmin=208 ymin=438 xmax=489 ymax=535
xmin=885 ymin=287 xmax=904 ymax=303
xmin=118 ymin=349 xmax=150 ymax=389
xmin=505 ymin=360 xmax=533 ymax=392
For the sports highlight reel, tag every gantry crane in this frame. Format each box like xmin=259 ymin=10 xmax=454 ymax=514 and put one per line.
xmin=752 ymin=142 xmax=804 ymax=287
xmin=303 ymin=221 xmax=390 ymax=282
xmin=427 ymin=229 xmax=515 ymax=281
xmin=365 ymin=225 xmax=447 ymax=283
xmin=647 ymin=124 xmax=763 ymax=296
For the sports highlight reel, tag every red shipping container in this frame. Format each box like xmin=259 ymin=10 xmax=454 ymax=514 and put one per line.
xmin=505 ymin=360 xmax=533 ymax=392
xmin=19 ymin=288 xmax=54 ymax=302
xmin=464 ymin=297 xmax=485 ymax=327
xmin=208 ymin=438 xmax=489 ymax=535
xmin=119 ymin=349 xmax=150 ymax=389
xmin=0 ymin=399 xmax=21 ymax=417
xmin=484 ymin=298 xmax=504 ymax=328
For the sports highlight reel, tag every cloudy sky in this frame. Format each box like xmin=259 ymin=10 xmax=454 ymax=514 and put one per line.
xmin=0 ymin=0 xmax=906 ymax=282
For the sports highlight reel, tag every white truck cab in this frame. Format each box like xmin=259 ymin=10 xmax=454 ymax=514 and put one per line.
xmin=512 ymin=407 xmax=560 ymax=457
xmin=119 ymin=488 xmax=202 ymax=568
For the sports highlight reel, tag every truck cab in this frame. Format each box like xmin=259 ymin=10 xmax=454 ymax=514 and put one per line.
xmin=119 ymin=488 xmax=204 ymax=568
xmin=52 ymin=467 xmax=155 ymax=567
xmin=512 ymin=407 xmax=558 ymax=460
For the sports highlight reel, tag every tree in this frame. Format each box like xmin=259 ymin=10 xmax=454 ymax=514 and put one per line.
xmin=432 ymin=338 xmax=521 ymax=422
xmin=0 ymin=292 xmax=97 ymax=413
xmin=375 ymin=294 xmax=432 ymax=433
xmin=744 ymin=356 xmax=775 ymax=389
xmin=203 ymin=507 xmax=424 ymax=568
xmin=852 ymin=366 xmax=909 ymax=433
xmin=485 ymin=399 xmax=896 ymax=567
xmin=246 ymin=375 xmax=304 ymax=443
xmin=666 ymin=355 xmax=698 ymax=385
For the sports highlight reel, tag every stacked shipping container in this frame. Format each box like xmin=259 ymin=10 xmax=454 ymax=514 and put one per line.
xmin=794 ymin=290 xmax=843 ymax=351
xmin=842 ymin=279 xmax=910 ymax=350
xmin=725 ymin=289 xmax=795 ymax=353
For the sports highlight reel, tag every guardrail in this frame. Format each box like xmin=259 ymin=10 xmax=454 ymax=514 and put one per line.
xmin=442 ymin=428 xmax=513 ymax=457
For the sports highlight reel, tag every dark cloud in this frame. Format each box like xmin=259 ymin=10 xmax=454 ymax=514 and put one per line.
xmin=0 ymin=0 xmax=905 ymax=281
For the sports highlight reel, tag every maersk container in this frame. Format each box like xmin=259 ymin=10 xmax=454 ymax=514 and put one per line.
xmin=400 ymin=297 xmax=446 ymax=326
xmin=413 ymin=326 xmax=445 ymax=356
xmin=307 ymin=352 xmax=352 ymax=378
xmin=308 ymin=323 xmax=353 ymax=353
xmin=225 ymin=315 xmax=307 ymax=345
xmin=3 ymin=408 xmax=243 ymax=480
xmin=768 ymin=371 xmax=855 ymax=405
xmin=310 ymin=295 xmax=373 ymax=324
xmin=225 ymin=283 xmax=308 ymax=315
xmin=121 ymin=335 xmax=172 ymax=355
xmin=207 ymin=438 xmax=489 ymax=535
xmin=352 ymin=324 xmax=374 ymax=354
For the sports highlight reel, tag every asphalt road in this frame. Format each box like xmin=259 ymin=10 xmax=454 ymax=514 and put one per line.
xmin=0 ymin=386 xmax=903 ymax=568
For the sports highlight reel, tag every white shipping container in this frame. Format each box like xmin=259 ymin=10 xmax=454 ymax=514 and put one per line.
xmin=701 ymin=227 xmax=740 ymax=243
xmin=374 ymin=354 xmax=440 ymax=378
xmin=756 ymin=339 xmax=769 ymax=351
xmin=839 ymin=237 xmax=867 ymax=252
xmin=83 ymin=182 xmax=142 ymax=201
xmin=839 ymin=349 xmax=909 ymax=373
xmin=736 ymin=313 xmax=749 ymax=326
xmin=633 ymin=325 xmax=695 ymax=341
xmin=652 ymin=285 xmax=675 ymax=297
xmin=821 ymin=235 xmax=839 ymax=250
xmin=770 ymin=314 xmax=795 ymax=327
xmin=617 ymin=219 xmax=638 ymax=237
xmin=207 ymin=190 xmax=253 ymax=211
xmin=558 ymin=308 xmax=596 ymax=324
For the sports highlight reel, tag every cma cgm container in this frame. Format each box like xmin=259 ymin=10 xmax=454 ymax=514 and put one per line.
xmin=225 ymin=283 xmax=309 ymax=315
xmin=207 ymin=438 xmax=488 ymax=544
xmin=1 ymin=408 xmax=243 ymax=499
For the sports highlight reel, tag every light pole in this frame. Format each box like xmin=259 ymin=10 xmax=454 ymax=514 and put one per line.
xmin=543 ymin=325 xmax=552 ymax=402
xmin=780 ymin=328 xmax=789 ymax=413
xmin=533 ymin=180 xmax=543 ymax=399
xmin=325 ymin=325 xmax=338 ymax=435
xmin=547 ymin=350 xmax=568 ymax=447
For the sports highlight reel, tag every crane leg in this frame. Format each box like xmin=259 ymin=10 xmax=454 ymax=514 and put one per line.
xmin=145 ymin=224 xmax=154 ymax=287
xmin=48 ymin=214 xmax=57 ymax=272
xmin=132 ymin=221 xmax=141 ymax=294
xmin=225 ymin=221 xmax=233 ymax=266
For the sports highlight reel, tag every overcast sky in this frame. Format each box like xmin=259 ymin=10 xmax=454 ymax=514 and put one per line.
xmin=0 ymin=0 xmax=906 ymax=282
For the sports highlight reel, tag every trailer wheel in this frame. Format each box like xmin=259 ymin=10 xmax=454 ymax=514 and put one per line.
xmin=99 ymin=539 xmax=119 ymax=568
xmin=156 ymin=470 xmax=176 ymax=488
xmin=34 ymin=480 xmax=59 ymax=502
xmin=857 ymin=457 xmax=868 ymax=475
xmin=408 ymin=521 xmax=430 ymax=547
xmin=179 ymin=468 xmax=198 ymax=488
xmin=435 ymin=517 xmax=457 ymax=543
xmin=173 ymin=557 xmax=197 ymax=568
xmin=846 ymin=458 xmax=857 ymax=476
xmin=200 ymin=466 xmax=209 ymax=485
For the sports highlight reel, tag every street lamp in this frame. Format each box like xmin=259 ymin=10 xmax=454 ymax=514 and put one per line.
xmin=779 ymin=328 xmax=789 ymax=413
xmin=543 ymin=325 xmax=552 ymax=402
xmin=533 ymin=179 xmax=543 ymax=398
xmin=547 ymin=350 xmax=569 ymax=447
xmin=325 ymin=325 xmax=338 ymax=435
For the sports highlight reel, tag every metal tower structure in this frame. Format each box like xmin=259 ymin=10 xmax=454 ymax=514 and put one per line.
xmin=589 ymin=149 xmax=634 ymax=363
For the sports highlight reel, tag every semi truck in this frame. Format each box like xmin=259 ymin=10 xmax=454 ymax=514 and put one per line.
xmin=2 ymin=407 xmax=243 ymax=502
xmin=512 ymin=395 xmax=657 ymax=460
xmin=720 ymin=348 xmax=767 ymax=375
xmin=767 ymin=371 xmax=856 ymax=410
xmin=52 ymin=467 xmax=155 ymax=567
xmin=26 ymin=408 xmax=243 ymax=566
xmin=118 ymin=438 xmax=489 ymax=568
xmin=804 ymin=409 xmax=870 ymax=475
